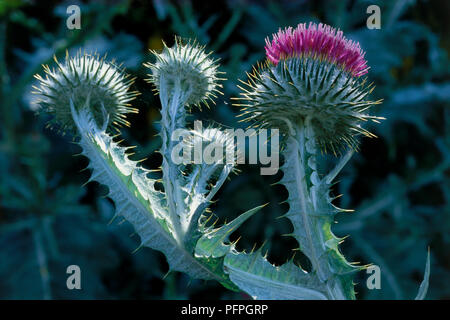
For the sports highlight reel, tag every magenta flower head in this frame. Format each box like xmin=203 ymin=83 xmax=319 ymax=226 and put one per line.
xmin=237 ymin=22 xmax=382 ymax=153
xmin=265 ymin=22 xmax=369 ymax=77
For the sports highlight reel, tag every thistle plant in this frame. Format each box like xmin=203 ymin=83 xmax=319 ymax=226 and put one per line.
xmin=33 ymin=41 xmax=264 ymax=290
xmin=232 ymin=22 xmax=382 ymax=299
xmin=233 ymin=22 xmax=428 ymax=300
xmin=32 ymin=25 xmax=429 ymax=300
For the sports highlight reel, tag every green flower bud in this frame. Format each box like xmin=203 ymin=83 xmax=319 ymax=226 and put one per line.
xmin=33 ymin=52 xmax=138 ymax=133
xmin=146 ymin=37 xmax=223 ymax=108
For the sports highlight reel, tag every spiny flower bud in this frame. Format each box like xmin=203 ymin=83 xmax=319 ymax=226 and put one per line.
xmin=33 ymin=52 xmax=138 ymax=133
xmin=145 ymin=37 xmax=223 ymax=108
xmin=237 ymin=22 xmax=383 ymax=153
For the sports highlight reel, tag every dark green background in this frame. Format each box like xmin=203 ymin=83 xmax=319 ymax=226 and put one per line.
xmin=0 ymin=0 xmax=449 ymax=299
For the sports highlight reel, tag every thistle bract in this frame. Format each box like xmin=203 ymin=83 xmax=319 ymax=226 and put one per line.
xmin=33 ymin=52 xmax=138 ymax=132
xmin=238 ymin=22 xmax=382 ymax=153
xmin=146 ymin=38 xmax=223 ymax=108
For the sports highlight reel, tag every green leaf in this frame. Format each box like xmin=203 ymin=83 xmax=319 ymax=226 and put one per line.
xmin=415 ymin=249 xmax=431 ymax=300
xmin=195 ymin=204 xmax=267 ymax=259
xmin=194 ymin=204 xmax=266 ymax=290
xmin=223 ymin=250 xmax=328 ymax=300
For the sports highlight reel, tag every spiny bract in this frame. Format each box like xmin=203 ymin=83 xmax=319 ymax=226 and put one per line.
xmin=33 ymin=52 xmax=138 ymax=133
xmin=236 ymin=22 xmax=383 ymax=153
xmin=145 ymin=38 xmax=224 ymax=108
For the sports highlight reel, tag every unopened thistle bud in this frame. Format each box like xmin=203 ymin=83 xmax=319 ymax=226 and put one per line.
xmin=145 ymin=37 xmax=223 ymax=108
xmin=33 ymin=52 xmax=138 ymax=133
xmin=237 ymin=22 xmax=382 ymax=153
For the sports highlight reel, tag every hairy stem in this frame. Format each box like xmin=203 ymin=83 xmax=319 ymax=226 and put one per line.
xmin=160 ymin=81 xmax=186 ymax=245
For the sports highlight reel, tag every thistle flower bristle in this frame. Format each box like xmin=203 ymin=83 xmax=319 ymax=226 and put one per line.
xmin=33 ymin=51 xmax=138 ymax=133
xmin=145 ymin=37 xmax=223 ymax=107
xmin=265 ymin=22 xmax=369 ymax=77
xmin=237 ymin=22 xmax=383 ymax=153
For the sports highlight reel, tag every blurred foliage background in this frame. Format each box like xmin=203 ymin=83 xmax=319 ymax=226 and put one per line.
xmin=0 ymin=0 xmax=449 ymax=299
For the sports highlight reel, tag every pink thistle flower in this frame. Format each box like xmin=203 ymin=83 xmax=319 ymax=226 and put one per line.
xmin=236 ymin=22 xmax=383 ymax=152
xmin=265 ymin=22 xmax=369 ymax=77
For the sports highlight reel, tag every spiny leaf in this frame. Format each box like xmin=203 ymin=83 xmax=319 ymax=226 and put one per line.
xmin=415 ymin=249 xmax=431 ymax=300
xmin=223 ymin=250 xmax=328 ymax=300
xmin=195 ymin=204 xmax=267 ymax=259
xmin=194 ymin=204 xmax=266 ymax=290
xmin=71 ymin=101 xmax=225 ymax=282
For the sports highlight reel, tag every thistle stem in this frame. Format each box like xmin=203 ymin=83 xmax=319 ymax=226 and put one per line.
xmin=282 ymin=118 xmax=353 ymax=299
xmin=160 ymin=81 xmax=186 ymax=246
